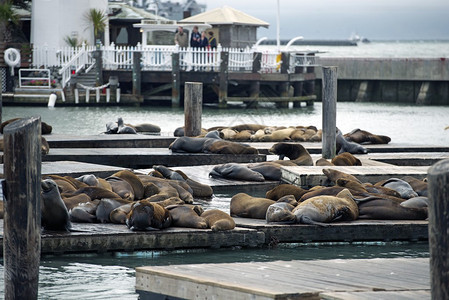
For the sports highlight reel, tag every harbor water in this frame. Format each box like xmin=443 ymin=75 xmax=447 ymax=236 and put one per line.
xmin=1 ymin=40 xmax=447 ymax=298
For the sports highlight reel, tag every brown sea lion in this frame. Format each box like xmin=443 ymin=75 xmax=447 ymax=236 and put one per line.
xmin=111 ymin=170 xmax=146 ymax=200
xmin=201 ymin=209 xmax=236 ymax=231
xmin=259 ymin=128 xmax=295 ymax=142
xmin=247 ymin=162 xmax=283 ymax=181
xmin=357 ymin=198 xmax=428 ymax=220
xmin=375 ymin=178 xmax=418 ymax=199
xmin=292 ymin=189 xmax=359 ymax=225
xmin=44 ymin=174 xmax=78 ymax=194
xmin=210 ymin=163 xmax=265 ymax=182
xmin=174 ymin=169 xmax=213 ymax=198
xmin=230 ymin=193 xmax=275 ymax=219
xmin=203 ymin=139 xmax=259 ymax=154
xmin=315 ymin=157 xmax=334 ymax=166
xmin=401 ymin=176 xmax=428 ymax=197
xmin=126 ymin=200 xmax=172 ymax=231
xmin=232 ymin=130 xmax=253 ymax=141
xmin=41 ymin=179 xmax=72 ymax=231
xmin=61 ymin=186 xmax=123 ymax=201
xmin=132 ymin=123 xmax=161 ymax=133
xmin=269 ymin=142 xmax=313 ymax=166
xmin=220 ymin=128 xmax=238 ymax=140
xmin=299 ymin=186 xmax=346 ymax=202
xmin=62 ymin=193 xmax=92 ymax=210
xmin=309 ymin=129 xmax=323 ymax=142
xmin=336 ymin=128 xmax=368 ymax=155
xmin=106 ymin=176 xmax=136 ymax=201
xmin=167 ymin=205 xmax=207 ymax=229
xmin=322 ymin=168 xmax=362 ymax=184
xmin=229 ymin=124 xmax=267 ymax=132
xmin=266 ymin=184 xmax=308 ymax=201
xmin=331 ymin=152 xmax=362 ymax=166
xmin=169 ymin=131 xmax=221 ymax=153
xmin=110 ymin=203 xmax=133 ymax=224
xmin=344 ymin=128 xmax=391 ymax=144
xmin=96 ymin=198 xmax=132 ymax=223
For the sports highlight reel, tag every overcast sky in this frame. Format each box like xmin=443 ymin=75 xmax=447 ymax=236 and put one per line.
xmin=198 ymin=0 xmax=449 ymax=41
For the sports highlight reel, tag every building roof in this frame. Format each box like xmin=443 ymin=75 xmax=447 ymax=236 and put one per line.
xmin=178 ymin=5 xmax=269 ymax=28
xmin=108 ymin=2 xmax=169 ymax=21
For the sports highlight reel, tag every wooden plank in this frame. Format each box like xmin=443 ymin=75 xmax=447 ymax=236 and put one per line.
xmin=362 ymin=152 xmax=449 ymax=166
xmin=281 ymin=165 xmax=429 ymax=187
xmin=234 ymin=218 xmax=429 ymax=244
xmin=44 ymin=134 xmax=176 ymax=148
xmin=0 ymin=223 xmax=265 ymax=255
xmin=320 ymin=290 xmax=430 ymax=300
xmin=135 ymin=258 xmax=430 ymax=299
xmin=39 ymin=148 xmax=266 ymax=168
xmin=226 ymin=95 xmax=316 ymax=102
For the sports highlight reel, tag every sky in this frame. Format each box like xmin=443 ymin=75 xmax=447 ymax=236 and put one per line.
xmin=198 ymin=0 xmax=449 ymax=41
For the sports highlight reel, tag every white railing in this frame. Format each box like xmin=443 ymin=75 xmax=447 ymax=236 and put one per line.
xmin=19 ymin=68 xmax=52 ymax=88
xmin=227 ymin=47 xmax=253 ymax=72
xmin=141 ymin=45 xmax=176 ymax=71
xmin=58 ymin=44 xmax=95 ymax=88
xmin=259 ymin=50 xmax=282 ymax=73
xmin=291 ymin=53 xmax=320 ymax=68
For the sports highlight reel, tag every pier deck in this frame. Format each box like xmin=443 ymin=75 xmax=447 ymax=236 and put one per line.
xmin=135 ymin=257 xmax=430 ymax=300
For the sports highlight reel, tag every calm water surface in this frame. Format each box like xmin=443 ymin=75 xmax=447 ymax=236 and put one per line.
xmin=3 ymin=102 xmax=449 ymax=146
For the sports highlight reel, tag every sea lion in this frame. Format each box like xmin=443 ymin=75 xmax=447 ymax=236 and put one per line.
xmin=232 ymin=130 xmax=253 ymax=141
xmin=201 ymin=209 xmax=236 ymax=231
xmin=331 ymin=152 xmax=362 ymax=166
xmin=299 ymin=186 xmax=346 ymax=202
xmin=61 ymin=186 xmax=123 ymax=201
xmin=269 ymin=142 xmax=313 ymax=166
xmin=401 ymin=176 xmax=428 ymax=197
xmin=259 ymin=128 xmax=295 ymax=142
xmin=167 ymin=205 xmax=207 ymax=229
xmin=203 ymin=139 xmax=259 ymax=154
xmin=220 ymin=128 xmax=238 ymax=140
xmin=230 ymin=193 xmax=276 ymax=219
xmin=265 ymin=202 xmax=296 ymax=223
xmin=44 ymin=174 xmax=78 ymax=194
xmin=133 ymin=123 xmax=161 ymax=134
xmin=210 ymin=163 xmax=265 ymax=182
xmin=266 ymin=184 xmax=308 ymax=201
xmin=96 ymin=198 xmax=131 ymax=223
xmin=292 ymin=189 xmax=359 ymax=226
xmin=0 ymin=118 xmax=52 ymax=134
xmin=105 ymin=121 xmax=118 ymax=134
xmin=109 ymin=203 xmax=133 ymax=224
xmin=126 ymin=200 xmax=172 ymax=231
xmin=344 ymin=128 xmax=391 ymax=144
xmin=336 ymin=129 xmax=368 ymax=154
xmin=322 ymin=168 xmax=362 ymax=184
xmin=309 ymin=129 xmax=323 ymax=142
xmin=153 ymin=165 xmax=185 ymax=181
xmin=117 ymin=117 xmax=137 ymax=134
xmin=62 ymin=193 xmax=92 ymax=210
xmin=376 ymin=178 xmax=418 ymax=199
xmin=247 ymin=162 xmax=283 ymax=181
xmin=173 ymin=169 xmax=213 ymax=198
xmin=229 ymin=124 xmax=266 ymax=132
xmin=315 ymin=157 xmax=334 ymax=166
xmin=169 ymin=135 xmax=220 ymax=153
xmin=112 ymin=170 xmax=145 ymax=200
xmin=106 ymin=176 xmax=136 ymax=201
xmin=69 ymin=200 xmax=100 ymax=223
xmin=358 ymin=197 xmax=428 ymax=220
xmin=41 ymin=179 xmax=72 ymax=231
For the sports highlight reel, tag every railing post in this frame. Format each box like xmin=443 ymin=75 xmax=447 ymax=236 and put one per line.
xmin=3 ymin=117 xmax=42 ymax=299
xmin=132 ymin=51 xmax=142 ymax=95
xmin=171 ymin=52 xmax=181 ymax=107
xmin=322 ymin=66 xmax=337 ymax=159
xmin=218 ymin=51 xmax=229 ymax=108
xmin=427 ymin=158 xmax=449 ymax=300
xmin=184 ymin=82 xmax=203 ymax=137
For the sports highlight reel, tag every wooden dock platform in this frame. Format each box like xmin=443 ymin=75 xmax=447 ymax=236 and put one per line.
xmin=135 ymin=257 xmax=430 ymax=299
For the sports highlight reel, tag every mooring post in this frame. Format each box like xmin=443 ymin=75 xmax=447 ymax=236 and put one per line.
xmin=184 ymin=82 xmax=203 ymax=137
xmin=171 ymin=52 xmax=181 ymax=107
xmin=218 ymin=52 xmax=229 ymax=108
xmin=132 ymin=51 xmax=142 ymax=96
xmin=322 ymin=66 xmax=337 ymax=159
xmin=3 ymin=116 xmax=42 ymax=299
xmin=427 ymin=158 xmax=449 ymax=300
xmin=93 ymin=49 xmax=103 ymax=86
xmin=247 ymin=52 xmax=262 ymax=108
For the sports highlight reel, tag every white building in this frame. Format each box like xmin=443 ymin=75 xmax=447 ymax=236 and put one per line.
xmin=31 ymin=0 xmax=109 ymax=48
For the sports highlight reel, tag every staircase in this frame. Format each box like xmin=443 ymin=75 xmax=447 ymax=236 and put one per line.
xmin=70 ymin=68 xmax=99 ymax=90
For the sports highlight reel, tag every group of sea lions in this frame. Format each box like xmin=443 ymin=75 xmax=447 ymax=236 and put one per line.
xmin=5 ymin=167 xmax=234 ymax=232
xmin=104 ymin=117 xmax=161 ymax=134
xmin=230 ymin=168 xmax=429 ymax=226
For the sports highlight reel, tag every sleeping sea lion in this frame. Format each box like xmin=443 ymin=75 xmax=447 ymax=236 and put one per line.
xmin=166 ymin=205 xmax=207 ymax=229
xmin=230 ymin=193 xmax=275 ymax=219
xmin=117 ymin=117 xmax=137 ymax=134
xmin=201 ymin=209 xmax=236 ymax=231
xmin=292 ymin=189 xmax=359 ymax=226
xmin=266 ymin=184 xmax=308 ymax=201
xmin=357 ymin=197 xmax=428 ymax=220
xmin=376 ymin=178 xmax=418 ymax=199
xmin=126 ymin=200 xmax=172 ymax=231
xmin=344 ymin=128 xmax=391 ymax=144
xmin=336 ymin=129 xmax=368 ymax=154
xmin=331 ymin=152 xmax=362 ymax=166
xmin=401 ymin=176 xmax=428 ymax=197
xmin=112 ymin=170 xmax=145 ymax=200
xmin=210 ymin=163 xmax=265 ymax=182
xmin=70 ymin=200 xmax=100 ymax=223
xmin=322 ymin=168 xmax=362 ymax=184
xmin=41 ymin=179 xmax=72 ymax=231
xmin=265 ymin=202 xmax=296 ymax=223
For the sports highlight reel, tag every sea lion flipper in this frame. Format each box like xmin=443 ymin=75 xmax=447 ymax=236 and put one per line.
xmin=299 ymin=216 xmax=329 ymax=227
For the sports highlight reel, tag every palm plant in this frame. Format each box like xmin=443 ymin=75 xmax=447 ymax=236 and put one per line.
xmin=84 ymin=8 xmax=107 ymax=43
xmin=0 ymin=1 xmax=19 ymax=42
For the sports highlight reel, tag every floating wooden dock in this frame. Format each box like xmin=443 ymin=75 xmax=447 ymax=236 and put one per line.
xmin=135 ymin=257 xmax=430 ymax=299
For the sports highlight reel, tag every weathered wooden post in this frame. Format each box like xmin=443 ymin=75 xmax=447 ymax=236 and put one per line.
xmin=93 ymin=49 xmax=103 ymax=86
xmin=132 ymin=51 xmax=142 ymax=96
xmin=184 ymin=82 xmax=202 ymax=137
xmin=427 ymin=158 xmax=449 ymax=300
xmin=277 ymin=52 xmax=290 ymax=108
xmin=0 ymin=88 xmax=3 ymax=124
xmin=218 ymin=52 xmax=228 ymax=109
xmin=321 ymin=66 xmax=337 ymax=159
xmin=3 ymin=116 xmax=42 ymax=299
xmin=292 ymin=55 xmax=304 ymax=108
xmin=109 ymin=76 xmax=118 ymax=103
xmin=171 ymin=52 xmax=181 ymax=107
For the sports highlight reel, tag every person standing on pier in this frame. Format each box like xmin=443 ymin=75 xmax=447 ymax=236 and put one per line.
xmin=200 ymin=31 xmax=209 ymax=48
xmin=190 ymin=26 xmax=201 ymax=48
xmin=174 ymin=26 xmax=188 ymax=48
xmin=208 ymin=31 xmax=217 ymax=49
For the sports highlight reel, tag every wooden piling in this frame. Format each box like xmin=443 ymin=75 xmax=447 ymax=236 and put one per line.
xmin=427 ymin=158 xmax=449 ymax=300
xmin=171 ymin=52 xmax=181 ymax=107
xmin=293 ymin=63 xmax=304 ymax=108
xmin=322 ymin=66 xmax=337 ymax=159
xmin=3 ymin=116 xmax=42 ymax=299
xmin=132 ymin=51 xmax=142 ymax=96
xmin=0 ymin=88 xmax=2 ymax=124
xmin=184 ymin=82 xmax=203 ymax=137
xmin=93 ymin=50 xmax=103 ymax=86
xmin=276 ymin=52 xmax=290 ymax=108
xmin=218 ymin=52 xmax=229 ymax=108
xmin=246 ymin=52 xmax=262 ymax=108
